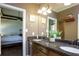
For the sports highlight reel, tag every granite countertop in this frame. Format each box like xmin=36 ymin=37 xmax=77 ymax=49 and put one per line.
xmin=32 ymin=39 xmax=79 ymax=56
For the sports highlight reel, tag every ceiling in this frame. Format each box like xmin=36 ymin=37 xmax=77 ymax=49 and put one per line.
xmin=8 ymin=3 xmax=79 ymax=13
xmin=38 ymin=3 xmax=79 ymax=13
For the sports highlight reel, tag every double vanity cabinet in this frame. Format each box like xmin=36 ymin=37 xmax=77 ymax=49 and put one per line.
xmin=28 ymin=38 xmax=79 ymax=56
xmin=32 ymin=42 xmax=65 ymax=56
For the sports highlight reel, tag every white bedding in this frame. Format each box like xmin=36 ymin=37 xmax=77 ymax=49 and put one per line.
xmin=1 ymin=35 xmax=22 ymax=45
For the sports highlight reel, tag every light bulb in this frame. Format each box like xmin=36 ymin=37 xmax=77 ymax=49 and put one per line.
xmin=47 ymin=9 xmax=52 ymax=13
xmin=41 ymin=7 xmax=47 ymax=11
xmin=37 ymin=9 xmax=42 ymax=14
xmin=43 ymin=11 xmax=47 ymax=15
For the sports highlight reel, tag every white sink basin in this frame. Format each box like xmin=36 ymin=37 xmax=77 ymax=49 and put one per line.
xmin=60 ymin=46 xmax=79 ymax=54
xmin=33 ymin=39 xmax=42 ymax=41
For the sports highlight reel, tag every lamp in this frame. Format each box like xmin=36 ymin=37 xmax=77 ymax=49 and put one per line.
xmin=42 ymin=11 xmax=47 ymax=15
xmin=37 ymin=5 xmax=52 ymax=15
xmin=37 ymin=9 xmax=42 ymax=14
xmin=47 ymin=9 xmax=52 ymax=13
xmin=41 ymin=7 xmax=47 ymax=11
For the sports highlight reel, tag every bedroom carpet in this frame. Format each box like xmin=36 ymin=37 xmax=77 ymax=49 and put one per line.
xmin=1 ymin=45 xmax=22 ymax=56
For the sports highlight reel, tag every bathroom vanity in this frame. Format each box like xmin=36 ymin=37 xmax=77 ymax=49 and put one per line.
xmin=28 ymin=39 xmax=79 ymax=56
xmin=32 ymin=41 xmax=66 ymax=56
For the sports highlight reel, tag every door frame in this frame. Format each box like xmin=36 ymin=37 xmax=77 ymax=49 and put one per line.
xmin=47 ymin=17 xmax=57 ymax=37
xmin=0 ymin=3 xmax=27 ymax=56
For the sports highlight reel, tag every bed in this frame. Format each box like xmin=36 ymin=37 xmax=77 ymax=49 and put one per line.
xmin=1 ymin=34 xmax=22 ymax=47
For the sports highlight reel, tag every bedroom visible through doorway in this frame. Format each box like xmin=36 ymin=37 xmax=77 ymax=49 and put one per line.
xmin=0 ymin=7 xmax=23 ymax=56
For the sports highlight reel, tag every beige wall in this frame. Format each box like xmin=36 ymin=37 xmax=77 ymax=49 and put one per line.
xmin=57 ymin=5 xmax=79 ymax=41
xmin=8 ymin=3 xmax=57 ymax=37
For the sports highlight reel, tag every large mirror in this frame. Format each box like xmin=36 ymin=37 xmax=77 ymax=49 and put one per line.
xmin=47 ymin=14 xmax=77 ymax=42
xmin=47 ymin=17 xmax=57 ymax=38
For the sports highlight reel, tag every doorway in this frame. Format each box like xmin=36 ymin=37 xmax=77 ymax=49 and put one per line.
xmin=0 ymin=4 xmax=27 ymax=56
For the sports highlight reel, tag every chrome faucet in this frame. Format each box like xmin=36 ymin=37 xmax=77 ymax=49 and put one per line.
xmin=71 ymin=41 xmax=75 ymax=46
xmin=71 ymin=40 xmax=76 ymax=46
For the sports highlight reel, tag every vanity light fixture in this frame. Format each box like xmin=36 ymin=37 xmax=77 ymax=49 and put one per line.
xmin=42 ymin=11 xmax=47 ymax=15
xmin=38 ymin=9 xmax=42 ymax=14
xmin=41 ymin=7 xmax=47 ymax=11
xmin=37 ymin=6 xmax=52 ymax=15
xmin=47 ymin=9 xmax=52 ymax=13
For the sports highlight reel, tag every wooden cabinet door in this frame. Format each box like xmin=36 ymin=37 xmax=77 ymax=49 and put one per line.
xmin=32 ymin=43 xmax=47 ymax=56
xmin=32 ymin=43 xmax=62 ymax=56
xmin=32 ymin=44 xmax=38 ymax=56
